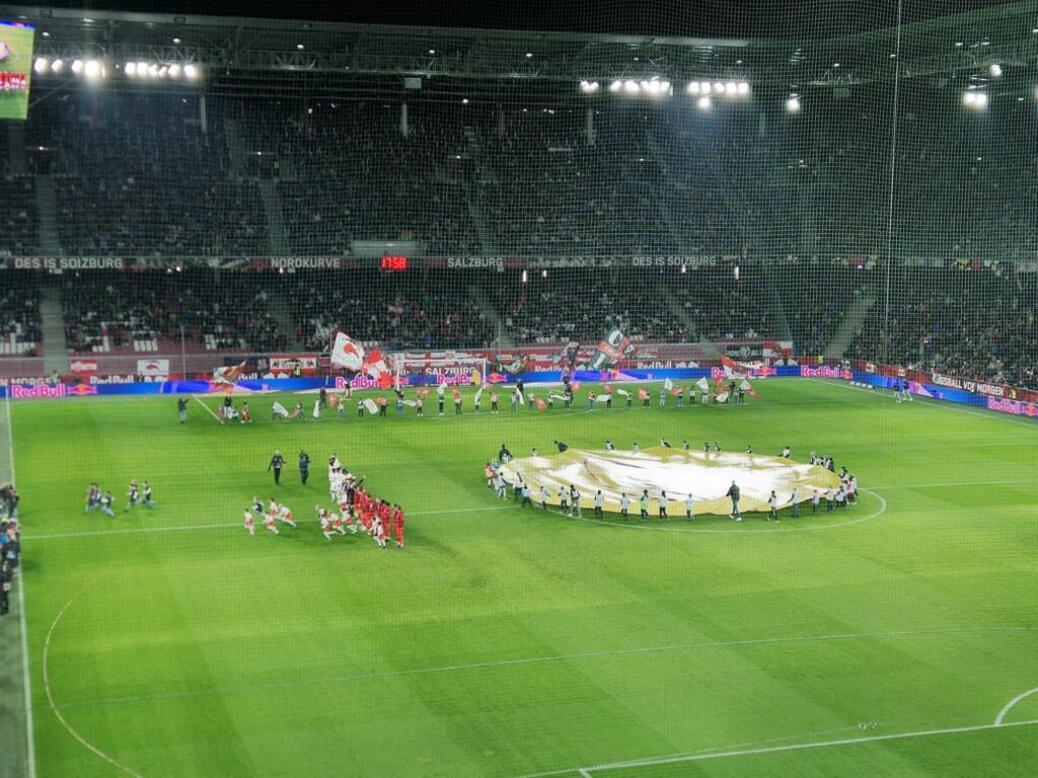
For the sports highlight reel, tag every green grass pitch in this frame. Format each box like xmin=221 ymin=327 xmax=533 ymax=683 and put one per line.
xmin=8 ymin=379 xmax=1038 ymax=777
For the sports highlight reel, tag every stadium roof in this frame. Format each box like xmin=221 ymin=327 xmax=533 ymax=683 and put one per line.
xmin=3 ymin=2 xmax=1036 ymax=90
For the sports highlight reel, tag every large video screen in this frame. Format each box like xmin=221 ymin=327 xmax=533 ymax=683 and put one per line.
xmin=0 ymin=20 xmax=34 ymax=120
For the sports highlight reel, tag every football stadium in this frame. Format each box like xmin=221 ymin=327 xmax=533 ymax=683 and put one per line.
xmin=0 ymin=1 xmax=1036 ymax=776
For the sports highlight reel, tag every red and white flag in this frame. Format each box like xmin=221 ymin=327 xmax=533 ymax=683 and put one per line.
xmin=330 ymin=332 xmax=392 ymax=386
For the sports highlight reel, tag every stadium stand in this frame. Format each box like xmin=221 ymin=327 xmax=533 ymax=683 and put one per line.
xmin=60 ymin=272 xmax=286 ymax=354
xmin=0 ymin=274 xmax=41 ymax=357
xmin=1 ymin=88 xmax=1034 ymax=383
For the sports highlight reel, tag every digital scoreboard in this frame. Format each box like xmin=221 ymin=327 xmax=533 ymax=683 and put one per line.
xmin=0 ymin=20 xmax=34 ymax=120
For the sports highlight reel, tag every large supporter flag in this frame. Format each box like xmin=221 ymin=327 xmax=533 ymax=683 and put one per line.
xmin=330 ymin=332 xmax=393 ymax=386
xmin=589 ymin=327 xmax=636 ymax=370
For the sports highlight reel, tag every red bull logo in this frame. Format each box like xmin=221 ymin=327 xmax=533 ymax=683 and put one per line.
xmin=10 ymin=383 xmax=97 ymax=399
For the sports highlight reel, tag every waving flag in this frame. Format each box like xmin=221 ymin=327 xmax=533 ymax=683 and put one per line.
xmin=696 ymin=377 xmax=710 ymax=393
xmin=637 ymin=388 xmax=650 ymax=401
xmin=590 ymin=327 xmax=636 ymax=370
xmin=330 ymin=332 xmax=365 ymax=371
xmin=532 ymin=396 xmax=547 ymax=411
xmin=740 ymin=379 xmax=760 ymax=399
xmin=330 ymin=332 xmax=392 ymax=385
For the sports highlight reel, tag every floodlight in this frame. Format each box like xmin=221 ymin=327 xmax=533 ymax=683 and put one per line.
xmin=71 ymin=59 xmax=84 ymax=74
xmin=84 ymin=60 xmax=101 ymax=80
xmin=624 ymin=79 xmax=639 ymax=94
xmin=687 ymin=82 xmax=700 ymax=94
xmin=725 ymin=82 xmax=737 ymax=95
xmin=125 ymin=61 xmax=137 ymax=76
xmin=975 ymin=92 xmax=988 ymax=107
xmin=737 ymin=81 xmax=750 ymax=95
xmin=697 ymin=95 xmax=711 ymax=110
xmin=700 ymin=82 xmax=711 ymax=94
xmin=168 ymin=64 xmax=181 ymax=79
xmin=50 ymin=59 xmax=64 ymax=73
xmin=640 ymin=80 xmax=651 ymax=92
xmin=172 ymin=37 xmax=181 ymax=44
xmin=609 ymin=80 xmax=622 ymax=93
xmin=660 ymin=81 xmax=670 ymax=93
xmin=786 ymin=96 xmax=801 ymax=112
xmin=158 ymin=66 xmax=168 ymax=78
xmin=713 ymin=82 xmax=724 ymax=94
xmin=149 ymin=63 xmax=160 ymax=78
xmin=521 ymin=270 xmax=528 ymax=283
xmin=34 ymin=58 xmax=49 ymax=75
xmin=962 ymin=91 xmax=977 ymax=106
xmin=990 ymin=64 xmax=1002 ymax=77
xmin=184 ymin=64 xmax=200 ymax=80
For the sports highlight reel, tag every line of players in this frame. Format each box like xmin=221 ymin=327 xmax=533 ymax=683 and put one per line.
xmin=84 ymin=480 xmax=156 ymax=516
xmin=243 ymin=455 xmax=405 ymax=549
xmin=484 ymin=442 xmax=859 ymax=522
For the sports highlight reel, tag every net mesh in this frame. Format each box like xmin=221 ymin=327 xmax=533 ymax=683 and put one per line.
xmin=0 ymin=1 xmax=1035 ymax=387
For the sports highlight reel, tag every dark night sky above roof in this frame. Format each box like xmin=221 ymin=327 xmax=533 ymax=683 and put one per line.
xmin=26 ymin=0 xmax=1021 ymax=38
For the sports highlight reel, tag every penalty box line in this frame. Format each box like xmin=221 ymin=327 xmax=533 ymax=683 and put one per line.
xmin=531 ymin=718 xmax=1038 ymax=778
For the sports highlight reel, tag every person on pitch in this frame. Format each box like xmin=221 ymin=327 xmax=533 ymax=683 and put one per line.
xmin=658 ymin=491 xmax=669 ymax=521
xmin=499 ymin=443 xmax=512 ymax=463
xmin=177 ymin=396 xmax=188 ymax=424
xmin=521 ymin=482 xmax=532 ymax=508
xmin=726 ymin=480 xmax=742 ymax=521
xmin=243 ymin=510 xmax=256 ymax=536
xmin=124 ymin=480 xmax=141 ymax=512
xmin=569 ymin=485 xmax=582 ymax=517
xmin=620 ymin=492 xmax=630 ymax=519
xmin=811 ymin=489 xmax=820 ymax=514
xmin=605 ymin=440 xmax=615 ymax=451
xmin=781 ymin=445 xmax=791 ymax=458
xmin=299 ymin=450 xmax=311 ymax=485
xmin=142 ymin=481 xmax=155 ymax=509
xmin=559 ymin=486 xmax=569 ymax=515
xmin=767 ymin=491 xmax=779 ymax=521
xmin=684 ymin=493 xmax=694 ymax=521
xmin=593 ymin=489 xmax=604 ymax=518
xmin=85 ymin=483 xmax=101 ymax=513
xmin=789 ymin=488 xmax=800 ymax=518
xmin=268 ymin=450 xmax=285 ymax=485
xmin=639 ymin=490 xmax=650 ymax=519
xmin=554 ymin=440 xmax=568 ymax=453
xmin=394 ymin=505 xmax=405 ymax=548
xmin=490 ymin=390 xmax=499 ymax=414
xmin=539 ymin=484 xmax=549 ymax=510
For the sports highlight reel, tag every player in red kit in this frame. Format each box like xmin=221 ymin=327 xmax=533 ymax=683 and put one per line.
xmin=394 ymin=505 xmax=405 ymax=549
xmin=243 ymin=510 xmax=256 ymax=536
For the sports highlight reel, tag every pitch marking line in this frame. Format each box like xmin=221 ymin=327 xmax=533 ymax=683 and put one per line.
xmin=868 ymin=478 xmax=1033 ymax=490
xmin=191 ymin=394 xmax=222 ymax=422
xmin=6 ymin=391 xmax=36 ymax=778
xmin=43 ymin=593 xmax=143 ymax=777
xmin=523 ymin=719 xmax=1038 ymax=778
xmin=29 ymin=505 xmax=514 ymax=541
xmin=819 ymin=379 xmax=1038 ymax=430
xmin=995 ymin=687 xmax=1038 ymax=726
xmin=53 ymin=625 xmax=1037 ymax=712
